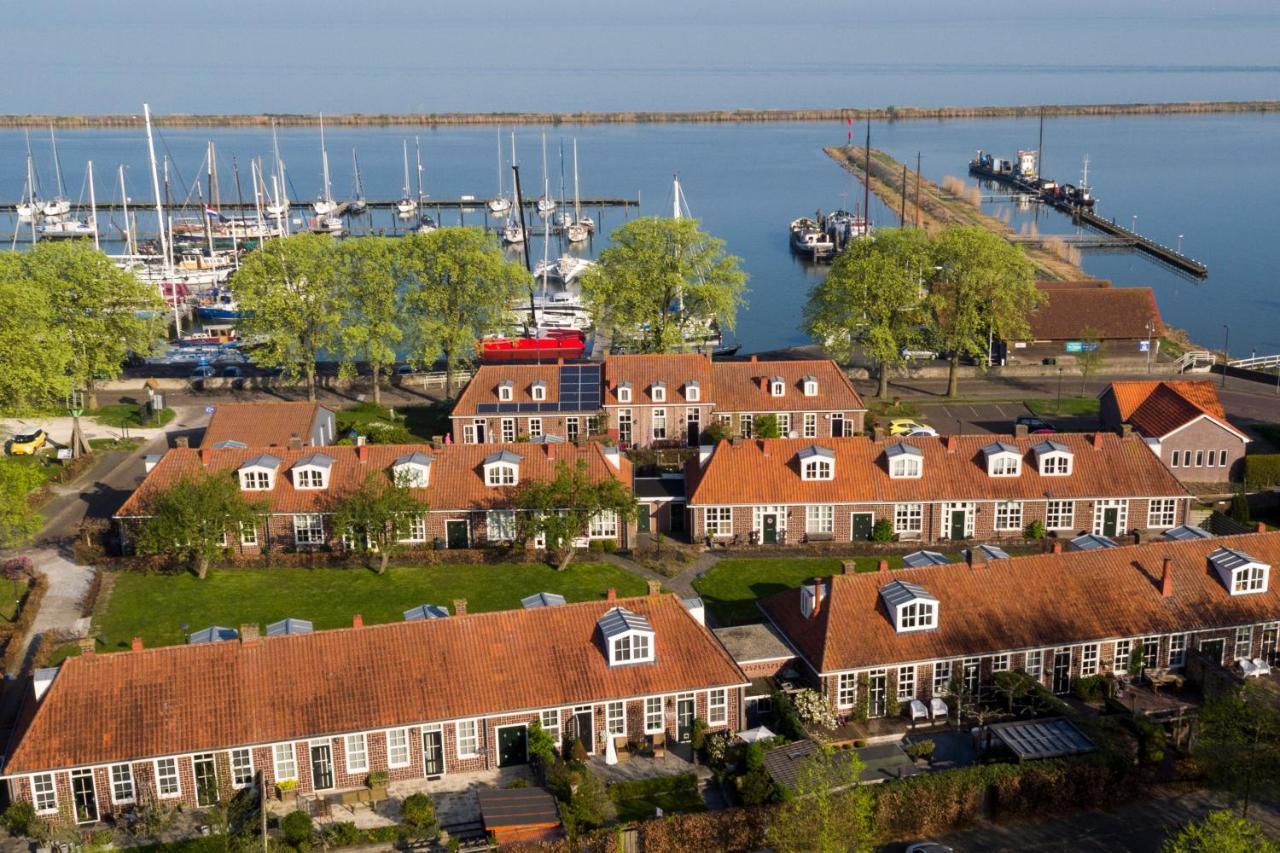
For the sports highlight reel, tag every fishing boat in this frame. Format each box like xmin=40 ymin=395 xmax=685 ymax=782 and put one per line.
xmin=823 ymin=209 xmax=868 ymax=246
xmin=311 ymin=214 xmax=345 ymax=236
xmin=479 ymin=329 xmax=586 ymax=363
xmin=312 ymin=114 xmax=342 ymax=217
xmin=196 ymin=290 xmax=242 ymax=322
xmin=178 ymin=325 xmax=239 ymax=347
xmin=348 ymin=148 xmax=368 ymax=214
xmin=396 ymin=140 xmax=417 ymax=216
xmin=487 ymin=130 xmax=511 ymax=216
xmin=789 ymin=217 xmax=835 ymax=258
xmin=565 ymin=139 xmax=592 ymax=242
xmin=416 ymin=215 xmax=438 ymax=234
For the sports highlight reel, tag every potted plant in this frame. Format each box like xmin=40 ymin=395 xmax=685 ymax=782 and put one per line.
xmin=366 ymin=771 xmax=389 ymax=801
xmin=276 ymin=778 xmax=298 ymax=805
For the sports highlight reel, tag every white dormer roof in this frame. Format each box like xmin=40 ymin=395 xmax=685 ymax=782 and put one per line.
xmin=983 ymin=441 xmax=1020 ymax=459
xmin=599 ymin=606 xmax=656 ymax=665
xmin=484 ymin=450 xmax=522 ymax=466
xmin=797 ymin=445 xmax=835 ymax=463
xmin=801 ymin=375 xmax=818 ymax=395
xmin=1162 ymin=524 xmax=1214 ymax=542
xmin=879 ymin=579 xmax=940 ymax=633
xmin=797 ymin=445 xmax=836 ymax=479
xmin=392 ymin=451 xmax=433 ymax=487
xmin=886 ymin=443 xmax=924 ymax=460
xmin=1033 ymin=439 xmax=1069 ymax=457
xmin=902 ymin=550 xmax=949 ymax=568
xmin=521 ymin=592 xmax=567 ymax=609
xmin=240 ymin=454 xmax=282 ymax=473
xmin=598 ymin=606 xmax=652 ymax=639
xmin=964 ymin=543 xmax=1011 ymax=561
xmin=1209 ymin=546 xmax=1271 ymax=595
xmin=1069 ymin=533 xmax=1118 ymax=551
xmin=404 ymin=604 xmax=450 ymax=621
xmin=295 ymin=453 xmax=334 ymax=471
xmin=212 ymin=440 xmax=247 ymax=449
xmin=1032 ymin=439 xmax=1073 ymax=474
xmin=497 ymin=379 xmax=514 ymax=400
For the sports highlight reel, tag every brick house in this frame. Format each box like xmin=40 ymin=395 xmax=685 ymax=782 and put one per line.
xmin=706 ymin=357 xmax=867 ymax=440
xmin=760 ymin=531 xmax=1280 ymax=717
xmin=450 ymin=363 xmax=604 ymax=445
xmin=115 ymin=441 xmax=632 ymax=553
xmin=203 ymin=402 xmax=337 ymax=448
xmin=1005 ymin=280 xmax=1162 ymax=364
xmin=1099 ymin=380 xmax=1249 ymax=485
xmin=685 ymin=432 xmax=1190 ymax=546
xmin=1 ymin=593 xmax=746 ymax=828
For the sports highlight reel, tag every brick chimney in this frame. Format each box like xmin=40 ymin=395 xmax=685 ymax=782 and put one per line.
xmin=175 ymin=436 xmax=189 ymax=449
xmin=356 ymin=443 xmax=368 ymax=463
xmin=646 ymin=579 xmax=662 ymax=597
xmin=750 ymin=354 xmax=758 ymax=363
xmin=453 ymin=598 xmax=467 ymax=616
xmin=872 ymin=425 xmax=886 ymax=442
xmin=546 ymin=443 xmax=557 ymax=461
xmin=1258 ymin=522 xmax=1267 ymax=534
xmin=1160 ymin=557 xmax=1173 ymax=598
xmin=811 ymin=581 xmax=823 ymax=617
xmin=968 ymin=549 xmax=986 ymax=570
xmin=1051 ymin=540 xmax=1063 ymax=554
xmin=289 ymin=433 xmax=303 ymax=450
xmin=352 ymin=614 xmax=364 ymax=628
xmin=131 ymin=636 xmax=144 ymax=652
xmin=1120 ymin=423 xmax=1133 ymax=438
xmin=606 ymin=587 xmax=617 ymax=602
xmin=1014 ymin=423 xmax=1029 ymax=439
xmin=77 ymin=637 xmax=95 ymax=655
xmin=842 ymin=560 xmax=857 ymax=575
xmin=945 ymin=435 xmax=958 ymax=454
xmin=1092 ymin=431 xmax=1104 ymax=450
xmin=239 ymin=623 xmax=260 ymax=645
xmin=200 ymin=447 xmax=212 ymax=466
xmin=877 ymin=559 xmax=890 ymax=576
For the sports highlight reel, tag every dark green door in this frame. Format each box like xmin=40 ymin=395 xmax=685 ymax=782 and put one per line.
xmin=498 ymin=726 xmax=528 ymax=767
xmin=851 ymin=513 xmax=873 ymax=541
xmin=446 ymin=520 xmax=469 ymax=549
xmin=637 ymin=504 xmax=651 ymax=534
xmin=762 ymin=514 xmax=778 ymax=545
xmin=1102 ymin=508 xmax=1119 ymax=538
xmin=422 ymin=730 xmax=444 ymax=776
xmin=949 ymin=510 xmax=967 ymax=540
xmin=676 ymin=697 xmax=695 ymax=743
xmin=310 ymin=744 xmax=333 ymax=791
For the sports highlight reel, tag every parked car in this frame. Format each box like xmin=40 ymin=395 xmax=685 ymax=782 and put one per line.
xmin=9 ymin=429 xmax=48 ymax=456
xmin=221 ymin=365 xmax=242 ymax=378
xmin=901 ymin=347 xmax=939 ymax=361
xmin=906 ymin=427 xmax=940 ymax=437
xmin=888 ymin=419 xmax=934 ymax=437
xmin=1015 ymin=414 xmax=1056 ymax=434
xmin=190 ymin=365 xmax=217 ymax=380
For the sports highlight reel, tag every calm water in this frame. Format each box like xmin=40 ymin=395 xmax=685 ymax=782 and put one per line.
xmin=3 ymin=114 xmax=1278 ymax=357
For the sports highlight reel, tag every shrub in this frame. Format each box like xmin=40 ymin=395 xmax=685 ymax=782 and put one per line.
xmin=737 ymin=766 xmax=778 ymax=806
xmin=505 ymin=777 xmax=530 ymax=789
xmin=1245 ymin=455 xmax=1280 ymax=489
xmin=324 ymin=822 xmax=363 ymax=848
xmin=1072 ymin=674 xmax=1109 ymax=702
xmin=770 ymin=691 xmax=807 ymax=741
xmin=752 ymin=414 xmax=781 ymax=439
xmin=2 ymin=800 xmax=35 ymax=837
xmin=281 ymin=810 xmax=312 ymax=848
xmin=704 ymin=731 xmax=733 ymax=769
xmin=872 ymin=518 xmax=895 ymax=542
xmin=1228 ymin=491 xmax=1252 ymax=525
xmin=527 ymin=720 xmax=558 ymax=770
xmin=904 ymin=739 xmax=935 ymax=762
xmin=791 ymin=688 xmax=838 ymax=730
xmin=1024 ymin=519 xmax=1045 ymax=539
xmin=702 ymin=422 xmax=731 ymax=445
xmin=365 ymin=770 xmax=388 ymax=788
xmin=569 ymin=736 xmax=588 ymax=764
xmin=276 ymin=778 xmax=298 ymax=793
xmin=399 ymin=792 xmax=437 ymax=831
xmin=563 ymin=771 xmax=614 ymax=836
xmin=691 ymin=717 xmax=710 ymax=752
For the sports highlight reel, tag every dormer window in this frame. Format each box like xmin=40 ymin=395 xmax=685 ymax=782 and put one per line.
xmin=238 ymin=454 xmax=281 ymax=491
xmin=886 ymin=443 xmax=923 ymax=479
xmin=483 ymin=450 xmax=522 ymax=486
xmin=497 ymin=380 xmax=514 ymax=402
xmin=769 ymin=376 xmax=786 ymax=397
xmin=1209 ymin=547 xmax=1271 ymax=596
xmin=879 ymin=579 xmax=939 ymax=633
xmin=651 ymin=382 xmax=666 ymax=403
xmin=1033 ymin=440 xmax=1073 ymax=475
xmin=802 ymin=375 xmax=818 ymax=397
xmin=983 ymin=442 xmax=1021 ymax=477
xmin=530 ymin=381 xmax=547 ymax=402
xmin=617 ymin=382 xmax=632 ymax=403
xmin=392 ymin=451 xmax=433 ymax=488
xmin=798 ymin=445 xmax=835 ymax=480
xmin=598 ymin=607 xmax=655 ymax=666
xmin=685 ymin=380 xmax=700 ymax=402
xmin=292 ymin=454 xmax=334 ymax=490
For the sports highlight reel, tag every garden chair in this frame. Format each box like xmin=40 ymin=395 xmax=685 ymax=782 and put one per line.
xmin=1238 ymin=657 xmax=1261 ymax=678
xmin=929 ymin=697 xmax=948 ymax=720
xmin=1252 ymin=658 xmax=1272 ymax=677
xmin=908 ymin=699 xmax=929 ymax=725
xmin=648 ymin=732 xmax=666 ymax=758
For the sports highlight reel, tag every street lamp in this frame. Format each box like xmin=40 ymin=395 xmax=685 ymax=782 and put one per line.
xmin=1221 ymin=325 xmax=1229 ymax=389
xmin=1057 ymin=368 xmax=1064 ymax=412
xmin=1177 ymin=234 xmax=1184 ymax=253
xmin=1131 ymin=214 xmax=1138 ymax=233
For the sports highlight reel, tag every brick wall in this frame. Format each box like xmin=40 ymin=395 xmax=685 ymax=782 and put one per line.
xmin=1159 ymin=417 xmax=1247 ymax=484
xmin=451 ymin=413 xmax=603 ymax=445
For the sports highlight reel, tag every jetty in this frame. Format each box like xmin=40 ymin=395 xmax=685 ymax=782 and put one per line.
xmin=0 ymin=197 xmax=637 ymax=215
xmin=1067 ymin=207 xmax=1207 ymax=277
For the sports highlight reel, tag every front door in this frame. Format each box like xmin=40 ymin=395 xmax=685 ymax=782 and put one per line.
xmin=572 ymin=710 xmax=594 ymax=753
xmin=193 ymin=753 xmax=219 ymax=807
xmin=687 ymin=413 xmax=700 ymax=446
xmin=1052 ymin=649 xmax=1072 ymax=694
xmin=637 ymin=504 xmax=652 ymax=534
xmin=762 ymin=514 xmax=778 ymax=545
xmin=851 ymin=512 xmax=873 ymax=541
xmin=498 ymin=725 xmax=528 ymax=768
xmin=70 ymin=770 xmax=98 ymax=824
xmin=832 ymin=414 xmax=845 ymax=437
xmin=474 ymin=421 xmax=486 ymax=444
xmin=676 ymin=696 xmax=695 ymax=743
xmin=950 ymin=510 xmax=967 ymax=540
xmin=423 ymin=730 xmax=444 ymax=777
xmin=1102 ymin=507 xmax=1120 ymax=538
xmin=310 ymin=743 xmax=334 ymax=791
xmin=1262 ymin=625 xmax=1279 ymax=666
xmin=446 ymin=520 xmax=469 ymax=549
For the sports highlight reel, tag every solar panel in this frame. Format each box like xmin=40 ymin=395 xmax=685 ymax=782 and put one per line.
xmin=558 ymin=364 xmax=601 ymax=411
xmin=477 ymin=403 xmax=499 ymax=414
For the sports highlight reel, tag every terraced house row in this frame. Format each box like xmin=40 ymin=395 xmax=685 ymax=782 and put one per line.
xmin=1 ymin=592 xmax=747 ymax=828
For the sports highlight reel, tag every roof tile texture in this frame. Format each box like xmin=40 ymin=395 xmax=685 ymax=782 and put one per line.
xmin=202 ymin=402 xmax=328 ymax=448
xmin=1029 ymin=282 xmax=1162 ymax=341
xmin=709 ymin=359 xmax=866 ymax=413
xmin=452 ymin=364 xmax=570 ymax=417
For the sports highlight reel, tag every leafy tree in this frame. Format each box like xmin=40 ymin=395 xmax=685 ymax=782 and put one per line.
xmin=514 ymin=459 xmax=636 ymax=570
xmin=767 ymin=746 xmax=874 ymax=853
xmin=1077 ymin=326 xmax=1103 ymax=394
xmin=581 ymin=217 xmax=747 ymax=353
xmin=334 ymin=237 xmax=403 ymax=407
xmin=281 ymin=810 xmax=312 ymax=848
xmin=399 ymin=227 xmax=526 ymax=398
xmin=562 ymin=770 xmax=613 ymax=836
xmin=134 ymin=472 xmax=264 ymax=578
xmin=1194 ymin=681 xmax=1280 ymax=817
xmin=15 ymin=241 xmax=164 ymax=409
xmin=328 ymin=471 xmax=424 ymax=574
xmin=1228 ymin=492 xmax=1252 ymax=526
xmin=234 ymin=233 xmax=344 ymax=402
xmin=753 ymin=414 xmax=781 ymax=438
xmin=0 ymin=461 xmax=48 ymax=548
xmin=0 ymin=254 xmax=73 ymax=413
xmin=927 ymin=226 xmax=1038 ymax=397
xmin=399 ymin=793 xmax=437 ymax=835
xmin=803 ymin=227 xmax=933 ymax=397
xmin=1163 ymin=809 xmax=1279 ymax=853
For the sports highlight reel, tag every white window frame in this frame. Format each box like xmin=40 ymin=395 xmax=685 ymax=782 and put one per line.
xmin=273 ymin=743 xmax=298 ymax=782
xmin=155 ymin=757 xmax=181 ymax=799
xmin=897 ymin=666 xmax=915 ymax=701
xmin=740 ymin=413 xmax=754 ymax=438
xmin=31 ymin=773 xmax=57 ymax=814
xmin=1114 ymin=639 xmax=1132 ymax=672
xmin=1045 ymin=500 xmax=1075 ymax=531
xmin=805 ymin=505 xmax=834 ymax=535
xmin=770 ymin=380 xmax=785 ymax=397
xmin=345 ymin=733 xmax=369 ymax=774
xmin=383 ymin=728 xmax=408 ymax=769
xmin=1092 ymin=500 xmax=1128 ymax=536
xmin=617 ymin=385 xmax=632 ymax=403
xmin=531 ymin=383 xmax=546 ymax=402
xmin=644 ymin=697 xmax=664 ymax=734
xmin=485 ymin=463 xmax=518 ymax=487
xmin=611 ymin=632 xmax=652 ymax=664
xmin=1025 ymin=650 xmax=1043 ymax=678
xmin=616 ymin=409 xmax=632 ymax=444
xmin=1218 ymin=449 xmax=1229 ymax=467
xmin=401 ymin=514 xmax=427 ymax=543
xmin=456 ymin=720 xmax=480 ymax=759
xmin=803 ymin=379 xmax=818 ymax=396
xmin=462 ymin=423 xmax=477 ymax=444
xmin=685 ymin=384 xmax=700 ymax=402
xmin=776 ymin=412 xmax=791 ymax=436
xmin=837 ymin=672 xmax=856 ymax=709
xmin=1169 ymin=634 xmax=1187 ymax=669
xmin=527 ymin=417 xmax=543 ymax=438
xmin=240 ymin=469 xmax=272 ymax=491
xmin=988 ymin=455 xmax=1021 ymax=477
xmin=240 ymin=521 xmax=258 ymax=546
xmin=991 ymin=654 xmax=1010 ymax=673
xmin=540 ymin=710 xmax=561 ymax=744
xmin=898 ymin=600 xmax=937 ymax=631
xmin=110 ymin=763 xmax=135 ymax=805
xmin=801 ymin=458 xmax=834 ymax=481
xmin=651 ymin=408 xmax=667 ymax=441
xmin=651 ymin=384 xmax=666 ymax=403
xmin=942 ymin=503 xmax=976 ymax=539
xmin=500 ymin=417 xmax=516 ymax=443
xmin=1039 ymin=453 xmax=1072 ymax=475
xmin=708 ymin=689 xmax=728 ymax=725
xmin=1147 ymin=499 xmax=1178 ymax=529
xmin=704 ymin=506 xmax=733 ymax=537
xmin=894 ymin=503 xmax=924 ymax=535
xmin=1081 ymin=643 xmax=1100 ymax=676
xmin=498 ymin=383 xmax=513 ymax=402
xmin=230 ymin=748 xmax=254 ymax=789
xmin=994 ymin=500 xmax=1024 ymax=531
xmin=589 ymin=510 xmax=618 ymax=539
xmin=1234 ymin=565 xmax=1267 ymax=594
xmin=802 ymin=413 xmax=817 ymax=438
xmin=606 ymin=701 xmax=626 ymax=737
xmin=933 ymin=660 xmax=952 ymax=695
xmin=295 ymin=467 xmax=326 ymax=490
xmin=890 ymin=456 xmax=923 ymax=479
xmin=1235 ymin=626 xmax=1253 ymax=660
xmin=487 ymin=509 xmax=517 ymax=542
xmin=293 ymin=513 xmax=324 ymax=546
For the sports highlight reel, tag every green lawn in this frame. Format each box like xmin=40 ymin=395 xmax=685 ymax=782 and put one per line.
xmin=92 ymin=402 xmax=176 ymax=428
xmin=1024 ymin=396 xmax=1100 ymax=418
xmin=95 ymin=562 xmax=647 ymax=652
xmin=608 ymin=773 xmax=705 ymax=822
xmin=89 ymin=437 xmax=144 ymax=452
xmin=694 ymin=556 xmax=891 ymax=626
xmin=337 ymin=402 xmax=450 ymax=444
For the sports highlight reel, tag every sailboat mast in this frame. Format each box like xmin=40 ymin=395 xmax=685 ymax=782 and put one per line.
xmin=573 ymin=139 xmax=581 ymax=219
xmin=415 ymin=137 xmax=424 ymax=206
xmin=863 ymin=120 xmax=871 ymax=230
xmin=496 ymin=129 xmax=504 ymax=197
xmin=541 ymin=132 xmax=549 ymax=202
xmin=352 ymin=148 xmax=363 ymax=201
xmin=1037 ymin=109 xmax=1045 ymax=179
xmin=402 ymin=140 xmax=410 ymax=199
xmin=558 ymin=138 xmax=566 ymax=210
xmin=672 ymin=174 xmax=681 ymax=220
xmin=49 ymin=124 xmax=66 ymax=199
xmin=203 ymin=142 xmax=216 ymax=257
xmin=26 ymin=143 xmax=37 ymax=244
xmin=87 ymin=160 xmax=98 ymax=250
xmin=118 ymin=164 xmax=133 ymax=255
xmin=319 ymin=113 xmax=332 ymax=204
xmin=143 ymin=104 xmax=179 ymax=336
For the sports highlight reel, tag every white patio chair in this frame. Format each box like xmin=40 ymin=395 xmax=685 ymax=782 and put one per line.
xmin=908 ymin=699 xmax=929 ymax=723
xmin=930 ymin=697 xmax=949 ymax=720
xmin=1237 ymin=657 xmax=1260 ymax=678
xmin=1251 ymin=658 xmax=1272 ymax=677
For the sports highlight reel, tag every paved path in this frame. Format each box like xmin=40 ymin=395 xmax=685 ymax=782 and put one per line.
xmin=601 ymin=549 xmax=723 ymax=603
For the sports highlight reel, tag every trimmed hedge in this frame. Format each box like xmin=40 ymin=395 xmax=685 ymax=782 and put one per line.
xmin=0 ymin=573 xmax=49 ymax=674
xmin=1245 ymin=454 xmax=1280 ymax=488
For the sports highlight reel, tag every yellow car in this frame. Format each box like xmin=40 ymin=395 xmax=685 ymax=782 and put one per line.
xmin=887 ymin=419 xmax=937 ymax=437
xmin=9 ymin=429 xmax=48 ymax=456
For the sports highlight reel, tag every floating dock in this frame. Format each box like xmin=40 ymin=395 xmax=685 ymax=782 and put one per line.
xmin=0 ymin=197 xmax=637 ymax=214
xmin=1066 ymin=207 xmax=1207 ymax=277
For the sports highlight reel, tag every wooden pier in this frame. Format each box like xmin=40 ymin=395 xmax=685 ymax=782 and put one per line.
xmin=0 ymin=197 xmax=638 ymax=215
xmin=1067 ymin=207 xmax=1208 ymax=278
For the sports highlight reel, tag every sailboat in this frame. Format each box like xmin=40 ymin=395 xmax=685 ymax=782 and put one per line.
xmin=16 ymin=133 xmax=39 ymax=220
xmin=39 ymin=159 xmax=97 ymax=240
xmin=488 ymin=129 xmax=511 ymax=216
xmin=265 ymin=121 xmax=289 ymax=221
xmin=414 ymin=137 xmax=437 ymax=233
xmin=502 ymin=133 xmax=525 ymax=245
xmin=536 ymin=133 xmax=556 ymax=216
xmin=312 ymin=114 xmax=341 ymax=217
xmin=40 ymin=125 xmax=72 ymax=218
xmin=565 ymin=139 xmax=592 ymax=243
xmin=348 ymin=148 xmax=367 ymax=214
xmin=396 ymin=140 xmax=418 ymax=216
xmin=552 ymin=139 xmax=572 ymax=229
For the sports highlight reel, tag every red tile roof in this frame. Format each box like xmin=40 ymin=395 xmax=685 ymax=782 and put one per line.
xmin=452 ymin=365 xmax=578 ymax=417
xmin=762 ymin=532 xmax=1280 ymax=674
xmin=3 ymin=595 xmax=746 ymax=773
xmin=709 ymin=359 xmax=866 ymax=413
xmin=1106 ymin=380 xmax=1242 ymax=440
xmin=603 ymin=354 xmax=713 ymax=405
xmin=1028 ymin=282 xmax=1162 ymax=341
xmin=203 ymin=402 xmax=330 ymax=448
xmin=115 ymin=442 xmax=630 ymax=517
xmin=686 ymin=433 xmax=1187 ymax=506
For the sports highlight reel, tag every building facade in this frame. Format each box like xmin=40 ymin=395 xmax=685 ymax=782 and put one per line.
xmin=202 ymin=402 xmax=337 ymax=449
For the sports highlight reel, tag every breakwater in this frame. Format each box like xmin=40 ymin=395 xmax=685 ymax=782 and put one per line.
xmin=2 ymin=100 xmax=1279 ymax=129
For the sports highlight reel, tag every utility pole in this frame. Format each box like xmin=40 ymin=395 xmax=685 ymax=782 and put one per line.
xmin=863 ymin=119 xmax=871 ymax=232
xmin=915 ymin=152 xmax=922 ymax=228
xmin=899 ymin=164 xmax=908 ymax=227
xmin=1221 ymin=325 xmax=1229 ymax=389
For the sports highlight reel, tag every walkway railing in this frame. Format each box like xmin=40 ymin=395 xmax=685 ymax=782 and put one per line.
xmin=1227 ymin=354 xmax=1280 ymax=371
xmin=1173 ymin=351 xmax=1216 ymax=373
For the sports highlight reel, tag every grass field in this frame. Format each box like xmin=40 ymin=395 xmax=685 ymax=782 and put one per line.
xmin=608 ymin=773 xmax=705 ymax=822
xmin=1025 ymin=396 xmax=1100 ymax=418
xmin=337 ymin=403 xmax=451 ymax=444
xmin=92 ymin=402 xmax=176 ymax=428
xmin=93 ymin=562 xmax=648 ymax=652
xmin=693 ymin=556 xmax=903 ymax=626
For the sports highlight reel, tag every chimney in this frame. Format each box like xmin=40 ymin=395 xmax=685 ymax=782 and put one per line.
xmin=750 ymin=355 xmax=758 ymax=363
xmin=453 ymin=598 xmax=467 ymax=616
xmin=872 ymin=425 xmax=885 ymax=442
xmin=131 ymin=636 xmax=144 ymax=652
xmin=877 ymin=559 xmax=890 ymax=576
xmin=239 ymin=623 xmax=260 ymax=644
xmin=77 ymin=638 xmax=95 ymax=655
xmin=175 ymin=436 xmax=189 ymax=449
xmin=1092 ymin=431 xmax=1104 ymax=450
xmin=1051 ymin=540 xmax=1063 ymax=554
xmin=357 ymin=443 xmax=368 ymax=463
xmin=968 ymin=549 xmax=986 ymax=570
xmin=1160 ymin=557 xmax=1173 ymax=598
xmin=842 ymin=560 xmax=857 ymax=575
xmin=546 ymin=443 xmax=557 ymax=461
xmin=945 ymin=435 xmax=958 ymax=454
xmin=557 ymin=357 xmax=565 ymax=366
xmin=1120 ymin=423 xmax=1133 ymax=438
xmin=355 ymin=434 xmax=366 ymax=447
xmin=647 ymin=579 xmax=662 ymax=597
xmin=1257 ymin=522 xmax=1267 ymax=534
xmin=289 ymin=433 xmax=303 ymax=450
xmin=1014 ymin=423 xmax=1029 ymax=439
xmin=811 ymin=581 xmax=823 ymax=617
xmin=606 ymin=587 xmax=617 ymax=602
xmin=200 ymin=447 xmax=212 ymax=466
xmin=352 ymin=614 xmax=364 ymax=628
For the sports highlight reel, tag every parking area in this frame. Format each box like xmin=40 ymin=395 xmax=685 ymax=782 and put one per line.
xmin=893 ymin=402 xmax=1101 ymax=436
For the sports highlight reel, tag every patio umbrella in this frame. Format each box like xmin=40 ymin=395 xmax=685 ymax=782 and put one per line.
xmin=605 ymin=735 xmax=618 ymax=766
xmin=737 ymin=726 xmax=776 ymax=744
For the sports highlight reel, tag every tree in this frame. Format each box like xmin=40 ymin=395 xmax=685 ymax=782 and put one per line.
xmin=134 ymin=472 xmax=264 ymax=579
xmin=328 ymin=471 xmax=424 ymax=574
xmin=753 ymin=414 xmax=781 ymax=438
xmin=1228 ymin=492 xmax=1252 ymax=526
xmin=0 ymin=460 xmax=47 ymax=548
xmin=927 ymin=226 xmax=1038 ymax=397
xmin=767 ymin=746 xmax=875 ymax=853
xmin=514 ymin=459 xmax=636 ymax=570
xmin=15 ymin=241 xmax=164 ymax=409
xmin=581 ymin=217 xmax=747 ymax=353
xmin=399 ymin=227 xmax=526 ymax=398
xmin=1077 ymin=326 xmax=1103 ymax=394
xmin=334 ymin=238 xmax=404 ymax=407
xmin=1163 ymin=809 xmax=1279 ymax=853
xmin=1193 ymin=682 xmax=1280 ymax=817
xmin=803 ymin=228 xmax=933 ymax=397
xmin=234 ymin=233 xmax=344 ymax=402
xmin=0 ymin=253 xmax=74 ymax=413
